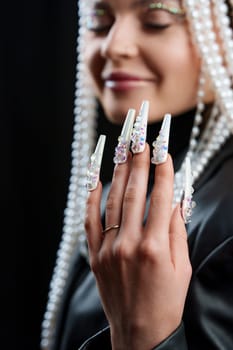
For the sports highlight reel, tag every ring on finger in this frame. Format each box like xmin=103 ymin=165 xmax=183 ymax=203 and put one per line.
xmin=102 ymin=224 xmax=120 ymax=235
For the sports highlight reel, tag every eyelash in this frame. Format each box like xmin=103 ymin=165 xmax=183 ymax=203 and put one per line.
xmin=88 ymin=22 xmax=171 ymax=33
xmin=89 ymin=26 xmax=110 ymax=33
xmin=144 ymin=23 xmax=171 ymax=30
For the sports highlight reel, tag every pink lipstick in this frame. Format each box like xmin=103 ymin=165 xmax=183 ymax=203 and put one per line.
xmin=103 ymin=72 xmax=154 ymax=91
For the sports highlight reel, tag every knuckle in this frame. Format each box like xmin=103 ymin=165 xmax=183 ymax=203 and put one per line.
xmin=155 ymin=172 xmax=167 ymax=186
xmin=98 ymin=247 xmax=112 ymax=266
xmin=106 ymin=194 xmax=118 ymax=212
xmin=133 ymin=156 xmax=149 ymax=169
xmin=138 ymin=240 xmax=163 ymax=264
xmin=89 ymin=256 xmax=99 ymax=274
xmin=95 ymin=254 xmax=112 ymax=274
xmin=113 ymin=241 xmax=133 ymax=261
xmin=149 ymin=193 xmax=159 ymax=210
xmin=150 ymin=189 xmax=168 ymax=209
xmin=170 ymin=232 xmax=187 ymax=243
xmin=184 ymin=261 xmax=192 ymax=277
xmin=124 ymin=187 xmax=137 ymax=205
xmin=178 ymin=258 xmax=192 ymax=280
xmin=86 ymin=193 xmax=95 ymax=209
xmin=113 ymin=163 xmax=124 ymax=177
xmin=156 ymin=163 xmax=174 ymax=182
xmin=84 ymin=214 xmax=92 ymax=233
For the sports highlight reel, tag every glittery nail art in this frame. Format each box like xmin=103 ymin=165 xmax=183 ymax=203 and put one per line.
xmin=113 ymin=109 xmax=135 ymax=164
xmin=86 ymin=135 xmax=106 ymax=191
xmin=151 ymin=114 xmax=171 ymax=165
xmin=181 ymin=157 xmax=196 ymax=223
xmin=131 ymin=100 xmax=149 ymax=154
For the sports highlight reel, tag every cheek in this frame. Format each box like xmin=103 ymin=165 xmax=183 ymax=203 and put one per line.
xmin=147 ymin=31 xmax=201 ymax=92
xmin=171 ymin=45 xmax=200 ymax=83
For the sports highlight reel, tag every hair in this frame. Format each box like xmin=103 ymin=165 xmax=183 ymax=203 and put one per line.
xmin=41 ymin=1 xmax=233 ymax=349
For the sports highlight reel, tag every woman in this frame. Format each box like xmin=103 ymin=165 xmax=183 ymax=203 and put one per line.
xmin=41 ymin=1 xmax=233 ymax=349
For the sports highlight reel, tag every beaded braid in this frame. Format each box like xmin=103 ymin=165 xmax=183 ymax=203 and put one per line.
xmin=173 ymin=0 xmax=233 ymax=201
xmin=183 ymin=0 xmax=233 ymax=122
xmin=40 ymin=3 xmax=96 ymax=350
xmin=212 ymin=0 xmax=233 ymax=76
xmin=41 ymin=1 xmax=233 ymax=348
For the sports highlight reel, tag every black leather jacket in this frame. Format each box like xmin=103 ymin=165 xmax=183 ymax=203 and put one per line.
xmin=53 ymin=132 xmax=233 ymax=350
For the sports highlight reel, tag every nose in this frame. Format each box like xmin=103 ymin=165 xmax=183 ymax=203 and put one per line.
xmin=100 ymin=17 xmax=139 ymax=60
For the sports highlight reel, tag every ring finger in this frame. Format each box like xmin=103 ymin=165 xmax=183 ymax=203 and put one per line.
xmin=102 ymin=154 xmax=132 ymax=247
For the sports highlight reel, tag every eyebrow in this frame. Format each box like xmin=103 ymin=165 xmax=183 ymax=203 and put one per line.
xmin=131 ymin=0 xmax=180 ymax=8
xmin=91 ymin=1 xmax=110 ymax=8
xmin=131 ymin=0 xmax=186 ymax=16
xmin=91 ymin=0 xmax=184 ymax=14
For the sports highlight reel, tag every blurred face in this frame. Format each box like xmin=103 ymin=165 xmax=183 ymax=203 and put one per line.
xmin=84 ymin=0 xmax=203 ymax=124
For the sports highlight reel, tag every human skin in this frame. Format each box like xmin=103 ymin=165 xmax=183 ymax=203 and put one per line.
xmin=85 ymin=149 xmax=192 ymax=350
xmin=84 ymin=0 xmax=213 ymax=124
xmin=84 ymin=1 xmax=210 ymax=349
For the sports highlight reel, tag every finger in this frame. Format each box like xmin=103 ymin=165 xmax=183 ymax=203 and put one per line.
xmin=120 ymin=144 xmax=150 ymax=232
xmin=85 ymin=182 xmax=103 ymax=256
xmin=169 ymin=205 xmax=190 ymax=269
xmin=145 ymin=154 xmax=174 ymax=244
xmin=103 ymin=154 xmax=132 ymax=245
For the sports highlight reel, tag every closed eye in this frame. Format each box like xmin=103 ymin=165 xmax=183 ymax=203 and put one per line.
xmin=86 ymin=7 xmax=114 ymax=33
xmin=144 ymin=23 xmax=171 ymax=30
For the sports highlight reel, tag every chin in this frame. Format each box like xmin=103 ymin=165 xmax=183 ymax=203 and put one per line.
xmin=104 ymin=111 xmax=127 ymax=125
xmin=102 ymin=101 xmax=165 ymax=125
xmin=100 ymin=89 xmax=155 ymax=124
xmin=99 ymin=91 xmax=197 ymax=125
xmin=101 ymin=101 xmax=135 ymax=125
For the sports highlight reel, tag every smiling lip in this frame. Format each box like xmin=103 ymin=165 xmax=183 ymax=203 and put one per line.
xmin=103 ymin=72 xmax=155 ymax=91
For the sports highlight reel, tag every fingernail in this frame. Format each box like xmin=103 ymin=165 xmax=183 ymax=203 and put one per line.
xmin=131 ymin=100 xmax=149 ymax=154
xmin=181 ymin=157 xmax=196 ymax=224
xmin=151 ymin=113 xmax=171 ymax=165
xmin=86 ymin=134 xmax=106 ymax=191
xmin=113 ymin=109 xmax=136 ymax=164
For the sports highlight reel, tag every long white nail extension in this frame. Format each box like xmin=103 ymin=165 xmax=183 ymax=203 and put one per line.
xmin=86 ymin=135 xmax=106 ymax=191
xmin=151 ymin=113 xmax=171 ymax=165
xmin=181 ymin=157 xmax=196 ymax=223
xmin=113 ymin=109 xmax=136 ymax=164
xmin=131 ymin=100 xmax=149 ymax=154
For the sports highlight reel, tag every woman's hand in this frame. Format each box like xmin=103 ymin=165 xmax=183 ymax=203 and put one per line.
xmin=85 ymin=144 xmax=192 ymax=350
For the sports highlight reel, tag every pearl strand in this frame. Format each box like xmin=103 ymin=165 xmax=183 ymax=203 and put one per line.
xmin=174 ymin=0 xmax=233 ymax=203
xmin=40 ymin=5 xmax=96 ymax=349
xmin=173 ymin=104 xmax=231 ymax=204
xmin=173 ymin=69 xmax=205 ymax=203
xmin=188 ymin=68 xmax=206 ymax=157
xmin=184 ymin=0 xmax=233 ymax=124
xmin=212 ymin=0 xmax=233 ymax=77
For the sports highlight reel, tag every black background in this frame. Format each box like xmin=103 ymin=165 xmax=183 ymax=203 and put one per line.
xmin=2 ymin=1 xmax=78 ymax=349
